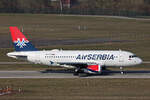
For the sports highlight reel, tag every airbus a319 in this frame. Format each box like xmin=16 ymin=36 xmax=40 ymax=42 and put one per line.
xmin=7 ymin=27 xmax=143 ymax=77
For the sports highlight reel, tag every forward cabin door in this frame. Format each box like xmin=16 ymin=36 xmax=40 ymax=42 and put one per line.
xmin=119 ymin=53 xmax=124 ymax=62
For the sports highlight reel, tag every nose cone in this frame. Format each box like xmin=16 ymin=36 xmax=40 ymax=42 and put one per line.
xmin=136 ymin=57 xmax=143 ymax=65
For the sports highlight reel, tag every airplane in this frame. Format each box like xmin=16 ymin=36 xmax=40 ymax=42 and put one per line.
xmin=7 ymin=26 xmax=143 ymax=77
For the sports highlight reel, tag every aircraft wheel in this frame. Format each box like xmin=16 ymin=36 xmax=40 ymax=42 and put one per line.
xmin=73 ymin=72 xmax=79 ymax=76
xmin=78 ymin=73 xmax=88 ymax=77
xmin=102 ymin=66 xmax=106 ymax=70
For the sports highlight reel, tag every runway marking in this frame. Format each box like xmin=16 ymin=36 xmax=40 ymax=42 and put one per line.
xmin=143 ymin=61 xmax=150 ymax=64
xmin=59 ymin=14 xmax=150 ymax=21
xmin=0 ymin=62 xmax=30 ymax=64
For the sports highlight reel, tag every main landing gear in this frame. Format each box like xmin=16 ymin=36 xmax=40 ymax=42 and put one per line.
xmin=73 ymin=68 xmax=88 ymax=77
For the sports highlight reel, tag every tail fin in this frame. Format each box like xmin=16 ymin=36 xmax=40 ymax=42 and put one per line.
xmin=9 ymin=26 xmax=38 ymax=51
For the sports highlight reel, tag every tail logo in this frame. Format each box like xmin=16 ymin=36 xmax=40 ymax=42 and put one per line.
xmin=14 ymin=38 xmax=29 ymax=48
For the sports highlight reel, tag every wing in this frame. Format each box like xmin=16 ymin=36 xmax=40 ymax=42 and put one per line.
xmin=58 ymin=62 xmax=104 ymax=74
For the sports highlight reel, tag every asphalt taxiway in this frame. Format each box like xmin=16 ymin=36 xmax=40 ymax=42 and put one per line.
xmin=0 ymin=70 xmax=150 ymax=78
xmin=0 ymin=61 xmax=149 ymax=78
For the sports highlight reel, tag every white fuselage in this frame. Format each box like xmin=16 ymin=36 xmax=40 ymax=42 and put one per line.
xmin=7 ymin=49 xmax=142 ymax=68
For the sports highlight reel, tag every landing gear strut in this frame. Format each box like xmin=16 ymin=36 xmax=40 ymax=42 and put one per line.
xmin=120 ymin=67 xmax=124 ymax=75
xmin=73 ymin=68 xmax=80 ymax=76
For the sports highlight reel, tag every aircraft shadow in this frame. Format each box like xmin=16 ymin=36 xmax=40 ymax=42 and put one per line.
xmin=40 ymin=69 xmax=150 ymax=76
xmin=108 ymin=70 xmax=150 ymax=74
xmin=40 ymin=69 xmax=74 ymax=74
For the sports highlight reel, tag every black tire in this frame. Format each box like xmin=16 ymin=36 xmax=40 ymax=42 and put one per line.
xmin=102 ymin=66 xmax=106 ymax=70
xmin=73 ymin=72 xmax=79 ymax=76
xmin=78 ymin=73 xmax=88 ymax=77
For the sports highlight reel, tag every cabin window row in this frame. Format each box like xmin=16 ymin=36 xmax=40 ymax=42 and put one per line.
xmin=45 ymin=56 xmax=76 ymax=58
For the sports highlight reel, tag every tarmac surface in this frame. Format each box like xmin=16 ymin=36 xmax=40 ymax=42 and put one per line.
xmin=0 ymin=61 xmax=149 ymax=78
xmin=0 ymin=70 xmax=150 ymax=78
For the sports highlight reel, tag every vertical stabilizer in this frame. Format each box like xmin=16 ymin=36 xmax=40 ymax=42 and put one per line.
xmin=9 ymin=26 xmax=37 ymax=51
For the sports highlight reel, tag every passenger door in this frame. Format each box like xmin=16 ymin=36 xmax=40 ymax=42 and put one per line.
xmin=119 ymin=53 xmax=124 ymax=62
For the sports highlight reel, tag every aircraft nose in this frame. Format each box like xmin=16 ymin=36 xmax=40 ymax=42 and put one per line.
xmin=137 ymin=57 xmax=143 ymax=64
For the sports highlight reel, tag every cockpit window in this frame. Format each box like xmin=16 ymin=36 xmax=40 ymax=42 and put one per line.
xmin=129 ymin=55 xmax=137 ymax=58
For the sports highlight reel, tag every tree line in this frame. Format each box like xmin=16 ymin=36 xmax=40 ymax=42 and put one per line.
xmin=0 ymin=0 xmax=150 ymax=16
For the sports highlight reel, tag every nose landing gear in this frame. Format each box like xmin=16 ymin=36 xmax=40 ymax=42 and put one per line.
xmin=120 ymin=67 xmax=124 ymax=75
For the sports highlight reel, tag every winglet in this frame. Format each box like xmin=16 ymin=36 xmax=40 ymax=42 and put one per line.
xmin=9 ymin=26 xmax=38 ymax=51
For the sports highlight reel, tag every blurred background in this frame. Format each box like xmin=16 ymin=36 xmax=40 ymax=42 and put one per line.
xmin=0 ymin=0 xmax=150 ymax=17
